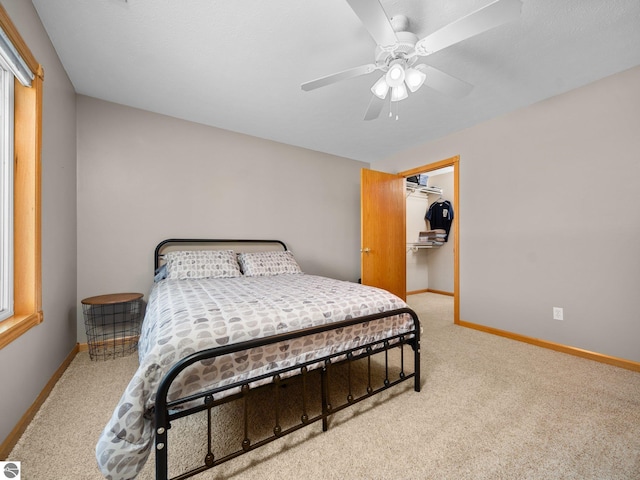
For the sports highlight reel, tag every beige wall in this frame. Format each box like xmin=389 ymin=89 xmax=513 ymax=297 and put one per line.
xmin=0 ymin=0 xmax=77 ymax=445
xmin=76 ymin=96 xmax=368 ymax=342
xmin=374 ymin=65 xmax=640 ymax=363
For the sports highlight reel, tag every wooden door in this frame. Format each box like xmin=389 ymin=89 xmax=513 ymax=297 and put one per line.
xmin=361 ymin=168 xmax=406 ymax=300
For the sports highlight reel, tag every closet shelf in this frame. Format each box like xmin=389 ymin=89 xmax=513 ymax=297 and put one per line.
xmin=406 ymin=185 xmax=443 ymax=196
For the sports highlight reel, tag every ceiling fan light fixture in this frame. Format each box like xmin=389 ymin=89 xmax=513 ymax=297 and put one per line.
xmin=302 ymin=0 xmax=523 ymax=121
xmin=371 ymin=75 xmax=390 ymax=99
xmin=385 ymin=60 xmax=406 ymax=88
xmin=404 ymin=67 xmax=426 ymax=92
xmin=390 ymin=83 xmax=408 ymax=102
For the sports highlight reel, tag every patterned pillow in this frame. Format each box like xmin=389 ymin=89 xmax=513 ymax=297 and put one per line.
xmin=237 ymin=251 xmax=303 ymax=277
xmin=164 ymin=250 xmax=242 ymax=280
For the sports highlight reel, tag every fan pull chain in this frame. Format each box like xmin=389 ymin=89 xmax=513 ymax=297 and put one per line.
xmin=389 ymin=100 xmax=400 ymax=121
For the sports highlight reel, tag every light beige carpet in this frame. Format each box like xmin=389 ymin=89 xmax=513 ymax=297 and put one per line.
xmin=9 ymin=293 xmax=640 ymax=479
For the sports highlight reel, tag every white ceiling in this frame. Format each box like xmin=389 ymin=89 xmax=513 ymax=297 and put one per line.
xmin=31 ymin=0 xmax=640 ymax=162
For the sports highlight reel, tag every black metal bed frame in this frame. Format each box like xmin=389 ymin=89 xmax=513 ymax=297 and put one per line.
xmin=151 ymin=239 xmax=422 ymax=480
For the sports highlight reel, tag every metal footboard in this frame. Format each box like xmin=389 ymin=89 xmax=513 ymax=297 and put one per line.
xmin=154 ymin=307 xmax=421 ymax=480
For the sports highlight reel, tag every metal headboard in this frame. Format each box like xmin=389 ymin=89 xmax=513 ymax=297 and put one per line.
xmin=154 ymin=238 xmax=288 ymax=271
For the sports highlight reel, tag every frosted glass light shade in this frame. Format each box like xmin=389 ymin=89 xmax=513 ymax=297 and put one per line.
xmin=371 ymin=75 xmax=389 ymax=99
xmin=405 ymin=67 xmax=426 ymax=92
xmin=390 ymin=83 xmax=408 ymax=102
xmin=385 ymin=60 xmax=406 ymax=87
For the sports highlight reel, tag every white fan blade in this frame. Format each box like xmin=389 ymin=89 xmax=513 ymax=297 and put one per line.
xmin=364 ymin=94 xmax=387 ymax=121
xmin=301 ymin=63 xmax=378 ymax=91
xmin=346 ymin=0 xmax=398 ymax=48
xmin=418 ymin=65 xmax=473 ymax=98
xmin=415 ymin=0 xmax=522 ymax=56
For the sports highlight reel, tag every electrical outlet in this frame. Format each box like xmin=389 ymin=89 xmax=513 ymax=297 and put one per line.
xmin=553 ymin=307 xmax=564 ymax=321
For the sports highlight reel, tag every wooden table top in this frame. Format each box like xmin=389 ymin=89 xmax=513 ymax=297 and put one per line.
xmin=81 ymin=292 xmax=143 ymax=305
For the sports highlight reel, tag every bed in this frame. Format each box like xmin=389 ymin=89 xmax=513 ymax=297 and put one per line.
xmin=96 ymin=239 xmax=421 ymax=480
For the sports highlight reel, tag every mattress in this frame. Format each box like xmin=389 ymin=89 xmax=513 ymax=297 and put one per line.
xmin=96 ymin=273 xmax=413 ymax=480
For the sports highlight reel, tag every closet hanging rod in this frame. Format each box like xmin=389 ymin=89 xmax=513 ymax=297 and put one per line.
xmin=407 ymin=243 xmax=441 ymax=252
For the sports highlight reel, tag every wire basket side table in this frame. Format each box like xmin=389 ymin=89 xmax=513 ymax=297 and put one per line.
xmin=81 ymin=292 xmax=144 ymax=360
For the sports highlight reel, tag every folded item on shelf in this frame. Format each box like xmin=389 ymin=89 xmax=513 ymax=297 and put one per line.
xmin=418 ymin=229 xmax=447 ymax=242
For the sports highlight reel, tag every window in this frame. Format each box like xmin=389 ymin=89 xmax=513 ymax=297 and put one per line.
xmin=0 ymin=58 xmax=14 ymax=321
xmin=0 ymin=5 xmax=43 ymax=348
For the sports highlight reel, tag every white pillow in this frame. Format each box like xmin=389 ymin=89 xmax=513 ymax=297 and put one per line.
xmin=164 ymin=250 xmax=242 ymax=280
xmin=237 ymin=251 xmax=303 ymax=277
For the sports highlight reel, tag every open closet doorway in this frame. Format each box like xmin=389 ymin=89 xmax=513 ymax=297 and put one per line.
xmin=399 ymin=155 xmax=460 ymax=324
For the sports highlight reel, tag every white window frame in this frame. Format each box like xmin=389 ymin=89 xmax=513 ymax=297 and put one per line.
xmin=0 ymin=57 xmax=13 ymax=322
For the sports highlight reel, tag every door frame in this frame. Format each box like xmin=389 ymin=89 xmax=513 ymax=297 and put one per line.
xmin=399 ymin=155 xmax=460 ymax=324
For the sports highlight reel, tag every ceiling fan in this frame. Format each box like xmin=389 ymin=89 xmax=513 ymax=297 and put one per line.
xmin=301 ymin=0 xmax=523 ymax=120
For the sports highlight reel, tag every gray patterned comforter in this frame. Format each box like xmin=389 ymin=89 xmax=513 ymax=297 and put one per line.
xmin=96 ymin=274 xmax=413 ymax=479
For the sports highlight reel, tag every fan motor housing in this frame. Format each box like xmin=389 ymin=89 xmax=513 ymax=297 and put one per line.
xmin=375 ymin=30 xmax=420 ymax=68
